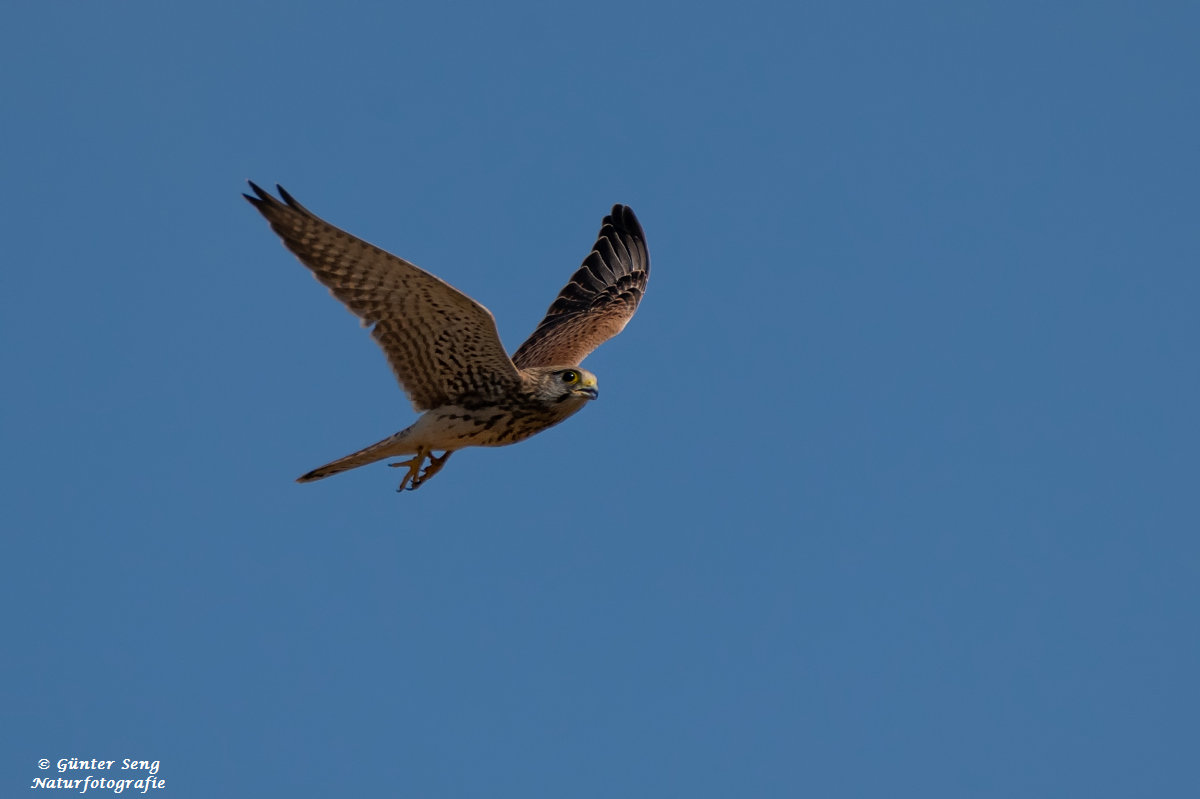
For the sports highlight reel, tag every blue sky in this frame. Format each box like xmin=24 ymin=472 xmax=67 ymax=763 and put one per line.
xmin=2 ymin=2 xmax=1197 ymax=796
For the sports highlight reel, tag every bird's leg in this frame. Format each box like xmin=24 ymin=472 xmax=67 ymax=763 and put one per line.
xmin=388 ymin=449 xmax=453 ymax=492
xmin=412 ymin=451 xmax=453 ymax=489
xmin=389 ymin=447 xmax=430 ymax=492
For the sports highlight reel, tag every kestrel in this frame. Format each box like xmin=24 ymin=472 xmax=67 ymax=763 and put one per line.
xmin=244 ymin=183 xmax=650 ymax=491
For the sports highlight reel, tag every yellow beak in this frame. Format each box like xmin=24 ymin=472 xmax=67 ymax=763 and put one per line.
xmin=576 ymin=375 xmax=598 ymax=399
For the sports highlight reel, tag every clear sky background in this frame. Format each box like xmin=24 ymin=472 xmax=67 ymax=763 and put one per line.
xmin=2 ymin=2 xmax=1197 ymax=797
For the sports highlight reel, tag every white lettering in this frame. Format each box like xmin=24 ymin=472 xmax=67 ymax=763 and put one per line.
xmin=120 ymin=760 xmax=159 ymax=775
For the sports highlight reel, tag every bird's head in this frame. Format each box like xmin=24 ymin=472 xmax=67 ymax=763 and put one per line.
xmin=524 ymin=366 xmax=599 ymax=405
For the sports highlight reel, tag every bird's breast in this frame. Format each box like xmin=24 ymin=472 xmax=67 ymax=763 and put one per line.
xmin=407 ymin=396 xmax=587 ymax=450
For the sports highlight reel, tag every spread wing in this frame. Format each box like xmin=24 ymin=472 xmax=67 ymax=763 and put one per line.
xmin=512 ymin=205 xmax=649 ymax=368
xmin=244 ymin=182 xmax=521 ymax=411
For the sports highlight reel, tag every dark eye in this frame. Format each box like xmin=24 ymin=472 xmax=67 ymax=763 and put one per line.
xmin=561 ymin=370 xmax=578 ymax=383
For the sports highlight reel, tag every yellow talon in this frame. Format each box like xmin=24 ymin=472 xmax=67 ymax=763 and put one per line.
xmin=388 ymin=448 xmax=453 ymax=491
xmin=389 ymin=447 xmax=428 ymax=491
xmin=418 ymin=451 xmax=452 ymax=486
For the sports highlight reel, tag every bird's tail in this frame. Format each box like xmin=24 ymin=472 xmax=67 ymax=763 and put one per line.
xmin=297 ymin=429 xmax=415 ymax=483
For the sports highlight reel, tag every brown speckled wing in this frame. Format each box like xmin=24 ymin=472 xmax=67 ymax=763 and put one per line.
xmin=513 ymin=205 xmax=649 ymax=369
xmin=245 ymin=182 xmax=521 ymax=411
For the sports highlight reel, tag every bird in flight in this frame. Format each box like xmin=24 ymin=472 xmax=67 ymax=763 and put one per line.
xmin=244 ymin=183 xmax=650 ymax=492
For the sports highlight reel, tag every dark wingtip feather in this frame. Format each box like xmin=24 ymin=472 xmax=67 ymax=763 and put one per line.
xmin=243 ymin=181 xmax=315 ymax=218
xmin=243 ymin=180 xmax=273 ymax=208
xmin=276 ymin=184 xmax=313 ymax=215
xmin=247 ymin=180 xmax=274 ymax=201
xmin=610 ymin=204 xmax=645 ymax=242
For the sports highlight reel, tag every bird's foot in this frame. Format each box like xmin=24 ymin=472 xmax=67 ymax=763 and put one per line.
xmin=418 ymin=451 xmax=453 ymax=487
xmin=389 ymin=448 xmax=428 ymax=492
xmin=389 ymin=449 xmax=453 ymax=491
